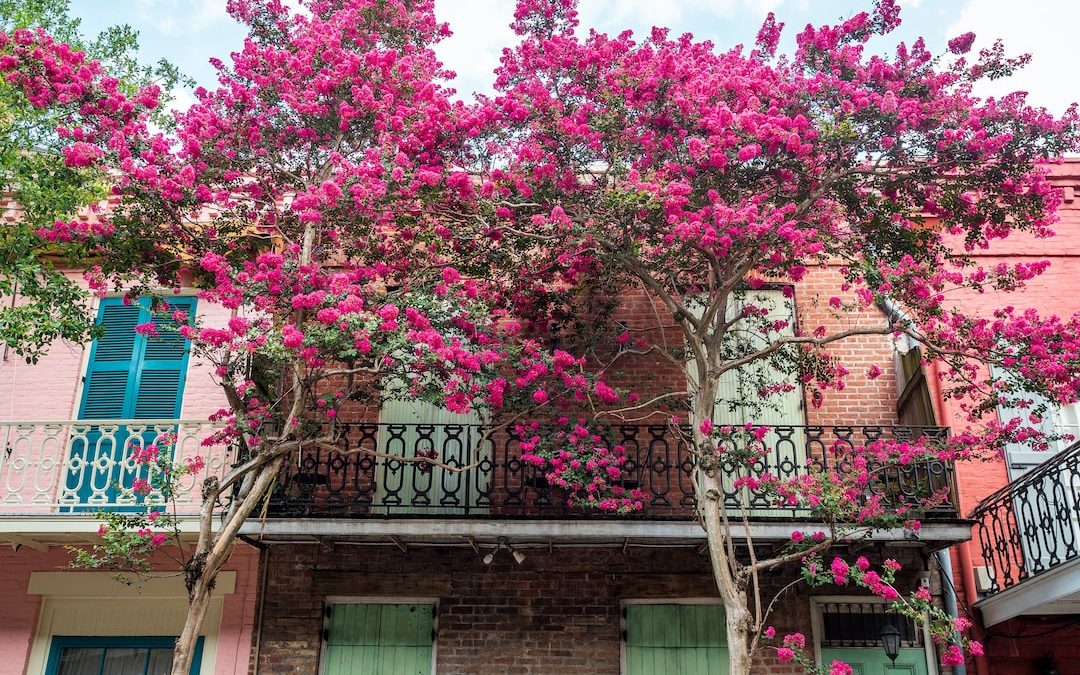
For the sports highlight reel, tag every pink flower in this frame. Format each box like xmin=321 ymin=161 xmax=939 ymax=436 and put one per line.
xmin=969 ymin=641 xmax=984 ymax=657
xmin=764 ymin=626 xmax=776 ymax=639
xmin=829 ymin=661 xmax=853 ymax=675
xmin=776 ymin=647 xmax=795 ymax=663
xmin=941 ymin=644 xmax=965 ymax=667
xmin=790 ymin=530 xmax=804 ymax=543
xmin=948 ymin=32 xmax=976 ymax=54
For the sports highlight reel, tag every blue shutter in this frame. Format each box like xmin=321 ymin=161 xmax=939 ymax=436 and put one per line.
xmin=79 ymin=299 xmax=141 ymax=420
xmin=78 ymin=297 xmax=196 ymax=420
xmin=132 ymin=297 xmax=196 ymax=419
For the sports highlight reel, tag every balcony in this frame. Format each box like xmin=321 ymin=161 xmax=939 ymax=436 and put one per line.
xmin=972 ymin=440 xmax=1080 ymax=624
xmin=0 ymin=420 xmax=229 ymax=517
xmin=0 ymin=420 xmax=966 ymax=545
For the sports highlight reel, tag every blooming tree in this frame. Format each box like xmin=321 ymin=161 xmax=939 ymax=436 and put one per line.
xmin=0 ymin=0 xmax=186 ymax=360
xmin=4 ymin=0 xmax=1080 ymax=673
xmin=443 ymin=0 xmax=1080 ymax=671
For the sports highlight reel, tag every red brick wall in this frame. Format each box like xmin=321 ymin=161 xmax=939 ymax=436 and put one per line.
xmin=255 ymin=544 xmax=935 ymax=675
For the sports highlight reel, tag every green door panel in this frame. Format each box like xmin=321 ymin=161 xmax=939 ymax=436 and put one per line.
xmin=324 ymin=603 xmax=433 ymax=675
xmin=819 ymin=647 xmax=929 ymax=675
xmin=625 ymin=604 xmax=727 ymax=675
xmin=378 ymin=393 xmax=485 ymax=514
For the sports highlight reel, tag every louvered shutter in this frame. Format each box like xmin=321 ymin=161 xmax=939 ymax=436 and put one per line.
xmin=132 ymin=297 xmax=196 ymax=419
xmin=624 ymin=604 xmax=728 ymax=675
xmin=78 ymin=297 xmax=196 ymax=421
xmin=78 ymin=299 xmax=141 ymax=419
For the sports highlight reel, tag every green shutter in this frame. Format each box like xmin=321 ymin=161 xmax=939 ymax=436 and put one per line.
xmin=324 ymin=603 xmax=433 ymax=675
xmin=378 ymin=389 xmax=485 ymax=513
xmin=625 ymin=604 xmax=727 ymax=675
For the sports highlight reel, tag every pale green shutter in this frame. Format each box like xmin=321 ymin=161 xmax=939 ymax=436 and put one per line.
xmin=378 ymin=389 xmax=485 ymax=513
xmin=625 ymin=604 xmax=727 ymax=675
xmin=324 ymin=604 xmax=433 ymax=675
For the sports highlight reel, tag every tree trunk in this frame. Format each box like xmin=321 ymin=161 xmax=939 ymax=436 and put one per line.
xmin=700 ymin=468 xmax=755 ymax=674
xmin=171 ymin=563 xmax=217 ymax=675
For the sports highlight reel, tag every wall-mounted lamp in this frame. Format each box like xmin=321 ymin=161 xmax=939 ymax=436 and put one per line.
xmin=879 ymin=623 xmax=901 ymax=665
xmin=482 ymin=537 xmax=525 ymax=565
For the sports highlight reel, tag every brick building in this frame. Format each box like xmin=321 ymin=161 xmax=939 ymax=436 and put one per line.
xmin=0 ymin=258 xmax=972 ymax=674
xmin=943 ymin=161 xmax=1080 ymax=675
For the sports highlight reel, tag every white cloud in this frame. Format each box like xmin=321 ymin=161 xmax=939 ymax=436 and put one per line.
xmin=945 ymin=0 xmax=1080 ymax=115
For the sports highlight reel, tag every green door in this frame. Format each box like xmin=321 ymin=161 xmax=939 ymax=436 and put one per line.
xmin=625 ymin=604 xmax=728 ymax=675
xmin=819 ymin=647 xmax=930 ymax=675
xmin=323 ymin=603 xmax=434 ymax=675
xmin=377 ymin=392 xmax=485 ymax=514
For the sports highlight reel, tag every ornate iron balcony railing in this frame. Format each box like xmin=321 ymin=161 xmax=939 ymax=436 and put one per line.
xmin=0 ymin=420 xmax=229 ymax=513
xmin=268 ymin=423 xmax=957 ymax=520
xmin=972 ymin=440 xmax=1080 ymax=595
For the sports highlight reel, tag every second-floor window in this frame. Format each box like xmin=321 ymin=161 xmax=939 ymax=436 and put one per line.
xmin=78 ymin=297 xmax=197 ymax=421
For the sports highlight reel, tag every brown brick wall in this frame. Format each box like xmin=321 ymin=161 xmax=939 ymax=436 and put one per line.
xmin=254 ymin=544 xmax=936 ymax=674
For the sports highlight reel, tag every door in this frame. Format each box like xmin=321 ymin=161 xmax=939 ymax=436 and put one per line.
xmin=323 ymin=603 xmax=434 ymax=675
xmin=819 ymin=647 xmax=929 ymax=675
xmin=377 ymin=392 xmax=485 ymax=514
xmin=45 ymin=636 xmax=203 ymax=675
xmin=624 ymin=603 xmax=728 ymax=675
xmin=63 ymin=297 xmax=196 ymax=509
xmin=689 ymin=290 xmax=806 ymax=513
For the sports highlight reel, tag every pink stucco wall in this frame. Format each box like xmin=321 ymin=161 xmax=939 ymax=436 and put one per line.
xmin=0 ymin=543 xmax=259 ymax=675
xmin=0 ymin=272 xmax=231 ymax=422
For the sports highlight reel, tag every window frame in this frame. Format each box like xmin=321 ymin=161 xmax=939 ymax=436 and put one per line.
xmin=44 ymin=635 xmax=205 ymax=675
xmin=809 ymin=595 xmax=937 ymax=675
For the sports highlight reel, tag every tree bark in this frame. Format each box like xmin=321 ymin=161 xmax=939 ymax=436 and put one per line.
xmin=169 ymin=458 xmax=284 ymax=675
xmin=700 ymin=470 xmax=755 ymax=674
xmin=171 ymin=564 xmax=216 ymax=675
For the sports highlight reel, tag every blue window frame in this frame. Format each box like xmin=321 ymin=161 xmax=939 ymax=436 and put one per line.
xmin=44 ymin=636 xmax=204 ymax=675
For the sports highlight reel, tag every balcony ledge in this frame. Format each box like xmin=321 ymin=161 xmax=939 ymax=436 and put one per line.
xmin=237 ymin=517 xmax=974 ymax=546
xmin=976 ymin=556 xmax=1080 ymax=625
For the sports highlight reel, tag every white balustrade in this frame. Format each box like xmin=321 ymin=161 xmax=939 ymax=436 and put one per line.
xmin=0 ymin=420 xmax=230 ymax=514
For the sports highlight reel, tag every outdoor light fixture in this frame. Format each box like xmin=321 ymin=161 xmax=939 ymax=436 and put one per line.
xmin=879 ymin=623 xmax=901 ymax=664
xmin=482 ymin=542 xmax=502 ymax=565
xmin=484 ymin=537 xmax=525 ymax=565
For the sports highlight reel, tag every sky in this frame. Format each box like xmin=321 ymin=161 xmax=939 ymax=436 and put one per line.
xmin=66 ymin=0 xmax=1080 ymax=116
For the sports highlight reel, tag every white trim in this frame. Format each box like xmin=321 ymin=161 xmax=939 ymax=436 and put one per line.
xmin=25 ymin=595 xmax=223 ymax=675
xmin=975 ymin=555 xmax=1080 ymax=625
xmin=809 ymin=595 xmax=938 ymax=675
xmin=239 ymin=518 xmax=972 ymax=544
xmin=618 ymin=597 xmax=726 ymax=675
xmin=320 ymin=597 xmax=440 ymax=675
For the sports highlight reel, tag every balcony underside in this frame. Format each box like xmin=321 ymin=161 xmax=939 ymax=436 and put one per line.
xmin=977 ymin=557 xmax=1080 ymax=625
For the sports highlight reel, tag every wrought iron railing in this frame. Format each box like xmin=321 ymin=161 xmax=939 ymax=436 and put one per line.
xmin=972 ymin=440 xmax=1080 ymax=594
xmin=0 ymin=420 xmax=230 ymax=513
xmin=268 ymin=423 xmax=956 ymax=519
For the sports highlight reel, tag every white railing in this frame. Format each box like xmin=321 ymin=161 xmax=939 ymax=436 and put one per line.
xmin=0 ymin=420 xmax=231 ymax=514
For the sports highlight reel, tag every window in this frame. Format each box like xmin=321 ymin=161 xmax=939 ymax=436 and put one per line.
xmin=623 ymin=603 xmax=727 ymax=675
xmin=45 ymin=636 xmax=203 ymax=675
xmin=63 ymin=297 xmax=196 ymax=507
xmin=686 ymin=289 xmax=804 ymax=427
xmin=322 ymin=602 xmax=435 ymax=675
xmin=991 ymin=364 xmax=1080 ymax=478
